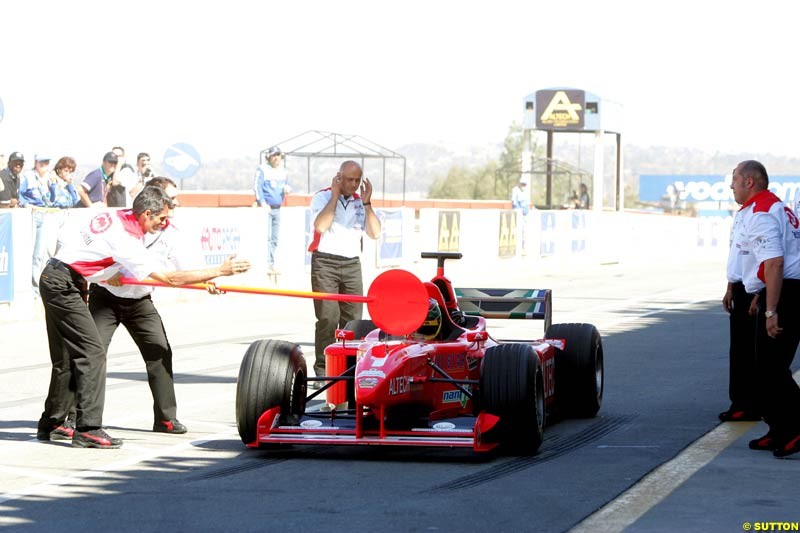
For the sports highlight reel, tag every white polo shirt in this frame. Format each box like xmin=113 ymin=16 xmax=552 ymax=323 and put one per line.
xmin=726 ymin=209 xmax=749 ymax=283
xmin=103 ymin=220 xmax=204 ymax=298
xmin=54 ymin=209 xmax=161 ymax=283
xmin=308 ymin=188 xmax=367 ymax=259
xmin=740 ymin=190 xmax=800 ymax=293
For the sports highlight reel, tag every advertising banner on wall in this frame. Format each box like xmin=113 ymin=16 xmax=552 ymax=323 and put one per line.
xmin=540 ymin=211 xmax=556 ymax=257
xmin=170 ymin=208 xmax=267 ymax=270
xmin=437 ymin=211 xmax=460 ymax=252
xmin=498 ymin=211 xmax=516 ymax=258
xmin=376 ymin=209 xmax=403 ymax=267
xmin=0 ymin=213 xmax=13 ymax=303
xmin=639 ymin=174 xmax=800 ymax=206
xmin=571 ymin=211 xmax=586 ymax=253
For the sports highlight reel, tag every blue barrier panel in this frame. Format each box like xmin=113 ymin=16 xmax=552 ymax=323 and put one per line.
xmin=0 ymin=213 xmax=13 ymax=303
xmin=377 ymin=209 xmax=403 ymax=267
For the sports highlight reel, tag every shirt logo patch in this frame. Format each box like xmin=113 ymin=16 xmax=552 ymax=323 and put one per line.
xmin=785 ymin=207 xmax=799 ymax=229
xmin=89 ymin=213 xmax=114 ymax=234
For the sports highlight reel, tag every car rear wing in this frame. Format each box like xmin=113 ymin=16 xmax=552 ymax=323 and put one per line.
xmin=454 ymin=288 xmax=552 ymax=331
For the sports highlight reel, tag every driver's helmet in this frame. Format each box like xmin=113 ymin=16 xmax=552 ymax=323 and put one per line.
xmin=416 ymin=298 xmax=443 ymax=340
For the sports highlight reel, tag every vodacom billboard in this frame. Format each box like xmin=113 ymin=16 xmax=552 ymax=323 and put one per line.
xmin=639 ymin=175 xmax=800 ymax=204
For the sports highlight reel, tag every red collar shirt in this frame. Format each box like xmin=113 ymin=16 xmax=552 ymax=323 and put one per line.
xmin=740 ymin=190 xmax=800 ymax=294
xmin=54 ymin=209 xmax=162 ymax=283
xmin=307 ymin=189 xmax=367 ymax=259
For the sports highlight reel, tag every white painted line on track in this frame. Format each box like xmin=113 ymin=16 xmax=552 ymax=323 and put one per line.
xmin=572 ymin=369 xmax=800 ymax=533
xmin=571 ymin=421 xmax=757 ymax=533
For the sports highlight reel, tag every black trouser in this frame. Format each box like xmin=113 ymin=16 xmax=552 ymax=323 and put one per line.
xmin=89 ymin=284 xmax=177 ymax=422
xmin=310 ymin=251 xmax=363 ymax=376
xmin=39 ymin=261 xmax=106 ymax=429
xmin=755 ymin=278 xmax=800 ymax=439
xmin=729 ymin=281 xmax=759 ymax=412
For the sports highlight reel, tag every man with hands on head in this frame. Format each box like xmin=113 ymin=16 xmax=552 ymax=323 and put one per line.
xmin=307 ymin=161 xmax=380 ymax=386
xmin=37 ymin=186 xmax=251 ymax=448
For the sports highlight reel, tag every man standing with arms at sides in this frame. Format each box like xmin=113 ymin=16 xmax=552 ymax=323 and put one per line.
xmin=510 ymin=179 xmax=529 ymax=255
xmin=78 ymin=151 xmax=118 ymax=207
xmin=254 ymin=146 xmax=290 ymax=273
xmin=19 ymin=154 xmax=56 ymax=297
xmin=88 ymin=177 xmax=210 ymax=434
xmin=37 ymin=186 xmax=252 ymax=448
xmin=731 ymin=160 xmax=800 ymax=458
xmin=720 ymin=171 xmax=761 ymax=422
xmin=307 ymin=161 xmax=380 ymax=387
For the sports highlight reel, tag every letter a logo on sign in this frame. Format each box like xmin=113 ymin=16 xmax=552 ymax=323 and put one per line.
xmin=536 ymin=89 xmax=585 ymax=130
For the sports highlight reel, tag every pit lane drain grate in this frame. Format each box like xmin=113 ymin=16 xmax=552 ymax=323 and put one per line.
xmin=425 ymin=414 xmax=637 ymax=493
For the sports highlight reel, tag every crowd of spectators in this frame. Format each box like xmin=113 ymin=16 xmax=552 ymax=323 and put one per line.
xmin=1 ymin=148 xmax=154 ymax=211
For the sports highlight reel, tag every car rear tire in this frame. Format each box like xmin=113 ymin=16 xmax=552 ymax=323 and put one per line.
xmin=342 ymin=319 xmax=377 ymax=339
xmin=236 ymin=339 xmax=307 ymax=444
xmin=480 ymin=343 xmax=545 ymax=455
xmin=545 ymin=323 xmax=603 ymax=418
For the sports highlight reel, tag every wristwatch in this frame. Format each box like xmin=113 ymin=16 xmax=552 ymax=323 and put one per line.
xmin=765 ymin=310 xmax=776 ymax=318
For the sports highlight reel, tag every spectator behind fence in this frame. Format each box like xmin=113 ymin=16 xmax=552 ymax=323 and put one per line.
xmin=50 ymin=157 xmax=79 ymax=208
xmin=107 ymin=146 xmax=138 ymax=207
xmin=129 ymin=152 xmax=153 ymax=200
xmin=254 ymin=146 xmax=290 ymax=273
xmin=577 ymin=183 xmax=590 ymax=209
xmin=511 ymin=179 xmax=529 ymax=254
xmin=78 ymin=152 xmax=117 ymax=207
xmin=0 ymin=151 xmax=24 ymax=208
xmin=19 ymin=154 xmax=55 ymax=297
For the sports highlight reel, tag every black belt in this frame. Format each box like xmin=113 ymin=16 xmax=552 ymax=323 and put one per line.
xmin=269 ymin=205 xmax=281 ymax=209
xmin=311 ymin=251 xmax=359 ymax=262
xmin=47 ymin=258 xmax=78 ymax=276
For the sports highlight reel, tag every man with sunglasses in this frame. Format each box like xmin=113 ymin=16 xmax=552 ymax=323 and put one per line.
xmin=0 ymin=152 xmax=24 ymax=208
xmin=87 ymin=177 xmax=229 ymax=436
xmin=37 ymin=186 xmax=251 ymax=448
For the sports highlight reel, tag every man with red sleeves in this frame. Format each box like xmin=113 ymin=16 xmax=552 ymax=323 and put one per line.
xmin=37 ymin=186 xmax=251 ymax=448
xmin=732 ymin=160 xmax=800 ymax=458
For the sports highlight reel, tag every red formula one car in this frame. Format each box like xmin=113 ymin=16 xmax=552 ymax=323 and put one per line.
xmin=236 ymin=252 xmax=603 ymax=455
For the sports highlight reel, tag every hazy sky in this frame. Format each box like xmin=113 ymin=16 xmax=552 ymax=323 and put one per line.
xmin=1 ymin=0 xmax=797 ymax=166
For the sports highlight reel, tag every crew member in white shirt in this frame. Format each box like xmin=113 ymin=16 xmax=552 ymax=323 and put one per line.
xmin=307 ymin=160 xmax=380 ymax=386
xmin=37 ymin=186 xmax=251 ymax=448
xmin=732 ymin=160 xmax=800 ymax=458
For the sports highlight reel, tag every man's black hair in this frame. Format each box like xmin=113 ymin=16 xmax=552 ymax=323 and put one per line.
xmin=132 ymin=185 xmax=170 ymax=216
